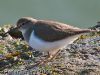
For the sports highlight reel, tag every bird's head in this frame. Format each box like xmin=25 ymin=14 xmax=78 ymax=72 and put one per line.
xmin=16 ymin=17 xmax=37 ymax=33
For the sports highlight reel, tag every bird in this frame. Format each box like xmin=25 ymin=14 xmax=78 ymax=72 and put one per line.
xmin=16 ymin=17 xmax=97 ymax=67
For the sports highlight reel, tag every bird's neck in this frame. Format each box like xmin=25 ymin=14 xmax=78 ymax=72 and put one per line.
xmin=22 ymin=27 xmax=34 ymax=42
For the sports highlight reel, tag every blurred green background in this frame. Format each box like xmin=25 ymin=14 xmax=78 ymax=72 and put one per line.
xmin=0 ymin=0 xmax=100 ymax=28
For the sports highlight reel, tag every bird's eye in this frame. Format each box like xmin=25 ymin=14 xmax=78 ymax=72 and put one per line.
xmin=18 ymin=21 xmax=29 ymax=28
xmin=21 ymin=22 xmax=25 ymax=25
xmin=21 ymin=21 xmax=29 ymax=26
xmin=19 ymin=22 xmax=26 ymax=27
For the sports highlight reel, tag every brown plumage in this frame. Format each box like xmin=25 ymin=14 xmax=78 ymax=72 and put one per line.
xmin=33 ymin=20 xmax=92 ymax=42
xmin=16 ymin=17 xmax=94 ymax=42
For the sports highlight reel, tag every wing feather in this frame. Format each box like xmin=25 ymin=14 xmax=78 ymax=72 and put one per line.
xmin=33 ymin=20 xmax=90 ymax=42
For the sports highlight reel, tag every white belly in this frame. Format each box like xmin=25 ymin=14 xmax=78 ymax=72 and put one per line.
xmin=29 ymin=31 xmax=80 ymax=52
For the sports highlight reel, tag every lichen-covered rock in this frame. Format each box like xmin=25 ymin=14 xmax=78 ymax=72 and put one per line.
xmin=0 ymin=25 xmax=100 ymax=75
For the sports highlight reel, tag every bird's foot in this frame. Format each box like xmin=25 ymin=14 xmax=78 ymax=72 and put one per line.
xmin=25 ymin=49 xmax=61 ymax=69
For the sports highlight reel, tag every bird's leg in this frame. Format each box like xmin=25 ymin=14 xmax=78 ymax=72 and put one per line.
xmin=25 ymin=49 xmax=61 ymax=69
xmin=42 ymin=49 xmax=61 ymax=63
xmin=51 ymin=50 xmax=60 ymax=59
xmin=44 ymin=51 xmax=51 ymax=59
